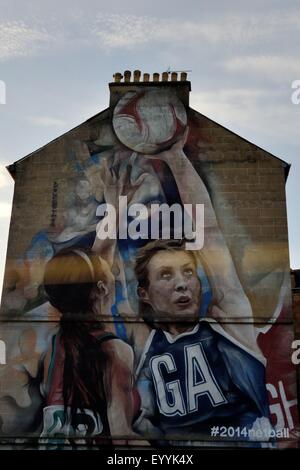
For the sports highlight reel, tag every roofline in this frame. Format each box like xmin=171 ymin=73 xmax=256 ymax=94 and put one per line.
xmin=6 ymin=104 xmax=291 ymax=182
xmin=189 ymin=107 xmax=291 ymax=181
xmin=6 ymin=106 xmax=110 ymax=180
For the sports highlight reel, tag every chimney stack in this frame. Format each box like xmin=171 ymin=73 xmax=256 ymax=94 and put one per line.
xmin=109 ymin=69 xmax=191 ymax=106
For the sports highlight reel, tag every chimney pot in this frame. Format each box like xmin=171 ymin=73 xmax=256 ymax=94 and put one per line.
xmin=133 ymin=70 xmax=141 ymax=82
xmin=180 ymin=72 xmax=187 ymax=81
xmin=153 ymin=73 xmax=160 ymax=82
xmin=143 ymin=73 xmax=150 ymax=82
xmin=124 ymin=70 xmax=131 ymax=83
xmin=162 ymin=72 xmax=168 ymax=82
xmin=113 ymin=73 xmax=123 ymax=83
xmin=171 ymin=72 xmax=178 ymax=81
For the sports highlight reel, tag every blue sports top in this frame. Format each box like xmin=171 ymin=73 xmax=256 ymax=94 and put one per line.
xmin=135 ymin=321 xmax=270 ymax=441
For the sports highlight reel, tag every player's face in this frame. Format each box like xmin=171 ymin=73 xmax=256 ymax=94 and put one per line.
xmin=139 ymin=250 xmax=201 ymax=323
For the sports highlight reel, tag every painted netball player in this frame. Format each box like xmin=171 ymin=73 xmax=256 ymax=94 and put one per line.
xmin=133 ymin=239 xmax=273 ymax=445
xmin=133 ymin=129 xmax=273 ymax=446
xmin=40 ymin=248 xmax=138 ymax=445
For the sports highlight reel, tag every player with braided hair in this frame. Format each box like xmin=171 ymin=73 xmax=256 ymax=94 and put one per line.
xmin=40 ymin=248 xmax=138 ymax=446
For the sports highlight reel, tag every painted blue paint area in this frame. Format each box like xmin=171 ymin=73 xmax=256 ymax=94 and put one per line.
xmin=26 ymin=232 xmax=55 ymax=262
xmin=197 ymin=265 xmax=212 ymax=318
xmin=111 ymin=304 xmax=128 ymax=341
xmin=26 ymin=230 xmax=97 ymax=261
xmin=91 ymin=154 xmax=100 ymax=164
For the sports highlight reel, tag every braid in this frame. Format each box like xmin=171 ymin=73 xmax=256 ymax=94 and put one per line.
xmin=61 ymin=321 xmax=108 ymax=426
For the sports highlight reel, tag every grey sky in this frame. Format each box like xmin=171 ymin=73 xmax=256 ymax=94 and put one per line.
xmin=0 ymin=0 xmax=299 ymax=294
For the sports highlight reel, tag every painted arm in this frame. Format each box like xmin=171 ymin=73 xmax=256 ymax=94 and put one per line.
xmin=102 ymin=339 xmax=142 ymax=443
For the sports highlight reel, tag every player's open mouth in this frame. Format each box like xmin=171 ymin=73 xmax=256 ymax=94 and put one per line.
xmin=175 ymin=296 xmax=192 ymax=305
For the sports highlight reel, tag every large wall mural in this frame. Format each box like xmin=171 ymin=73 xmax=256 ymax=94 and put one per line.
xmin=0 ymin=84 xmax=298 ymax=449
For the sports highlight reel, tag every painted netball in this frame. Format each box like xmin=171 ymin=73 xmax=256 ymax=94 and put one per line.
xmin=113 ymin=88 xmax=187 ymax=154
